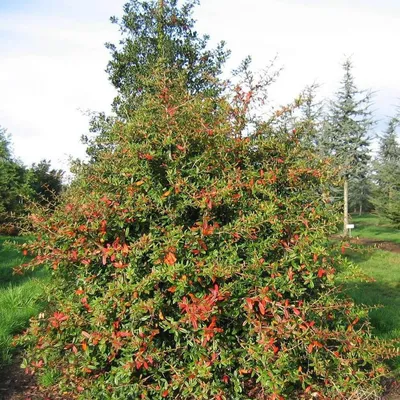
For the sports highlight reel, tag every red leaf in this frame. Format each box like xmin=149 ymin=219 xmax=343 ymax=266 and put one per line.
xmin=164 ymin=252 xmax=177 ymax=266
xmin=135 ymin=360 xmax=143 ymax=370
xmin=288 ymin=267 xmax=294 ymax=281
xmin=113 ymin=261 xmax=128 ymax=269
xmin=317 ymin=268 xmax=326 ymax=278
xmin=245 ymin=298 xmax=254 ymax=311
xmin=258 ymin=301 xmax=265 ymax=316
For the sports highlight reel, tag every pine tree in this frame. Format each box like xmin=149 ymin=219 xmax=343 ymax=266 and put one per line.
xmin=372 ymin=114 xmax=400 ymax=225
xmin=349 ymin=172 xmax=373 ymax=215
xmin=296 ymin=83 xmax=325 ymax=152
xmin=322 ymin=59 xmax=374 ymax=235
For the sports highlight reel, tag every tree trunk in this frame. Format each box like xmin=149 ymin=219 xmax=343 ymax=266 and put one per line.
xmin=359 ymin=203 xmax=362 ymax=216
xmin=343 ymin=179 xmax=349 ymax=236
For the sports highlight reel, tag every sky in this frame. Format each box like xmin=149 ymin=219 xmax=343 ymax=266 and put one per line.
xmin=1 ymin=0 xmax=399 ymax=172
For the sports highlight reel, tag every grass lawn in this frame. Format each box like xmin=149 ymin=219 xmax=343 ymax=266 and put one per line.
xmin=339 ymin=214 xmax=400 ymax=373
xmin=0 ymin=236 xmax=49 ymax=367
xmin=350 ymin=214 xmax=400 ymax=244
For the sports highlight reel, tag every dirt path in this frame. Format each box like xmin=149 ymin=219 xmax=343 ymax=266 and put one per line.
xmin=0 ymin=356 xmax=70 ymax=400
xmin=382 ymin=380 xmax=400 ymax=400
xmin=0 ymin=356 xmax=35 ymax=400
xmin=349 ymin=237 xmax=400 ymax=253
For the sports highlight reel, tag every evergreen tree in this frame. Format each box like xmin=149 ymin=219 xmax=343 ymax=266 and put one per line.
xmin=26 ymin=160 xmax=64 ymax=206
xmin=106 ymin=0 xmax=229 ymax=113
xmin=0 ymin=125 xmax=12 ymax=161
xmin=322 ymin=59 xmax=374 ymax=235
xmin=372 ymin=114 xmax=400 ymax=225
xmin=0 ymin=128 xmax=64 ymax=234
xmin=296 ymin=83 xmax=325 ymax=151
xmin=0 ymin=127 xmax=27 ymax=216
xmin=349 ymin=172 xmax=373 ymax=215
xmin=84 ymin=0 xmax=230 ymax=161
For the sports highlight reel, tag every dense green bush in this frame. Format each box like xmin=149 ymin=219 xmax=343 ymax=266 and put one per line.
xmin=18 ymin=68 xmax=396 ymax=399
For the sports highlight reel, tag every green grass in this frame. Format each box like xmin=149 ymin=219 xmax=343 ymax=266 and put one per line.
xmin=339 ymin=214 xmax=400 ymax=372
xmin=0 ymin=236 xmax=49 ymax=366
xmin=350 ymin=213 xmax=400 ymax=244
xmin=342 ymin=249 xmax=400 ymax=341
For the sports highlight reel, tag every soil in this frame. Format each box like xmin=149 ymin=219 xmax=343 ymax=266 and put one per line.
xmin=382 ymin=379 xmax=400 ymax=400
xmin=349 ymin=237 xmax=400 ymax=254
xmin=0 ymin=356 xmax=70 ymax=400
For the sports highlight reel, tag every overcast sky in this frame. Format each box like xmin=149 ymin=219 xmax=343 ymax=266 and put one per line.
xmin=1 ymin=0 xmax=399 ymax=171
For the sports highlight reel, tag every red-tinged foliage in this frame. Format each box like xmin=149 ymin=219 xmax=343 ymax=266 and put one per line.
xmin=164 ymin=252 xmax=177 ymax=266
xmin=16 ymin=68 xmax=398 ymax=399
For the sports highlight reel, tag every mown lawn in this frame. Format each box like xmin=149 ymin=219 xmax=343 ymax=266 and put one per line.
xmin=340 ymin=215 xmax=400 ymax=373
xmin=350 ymin=214 xmax=400 ymax=244
xmin=0 ymin=236 xmax=48 ymax=366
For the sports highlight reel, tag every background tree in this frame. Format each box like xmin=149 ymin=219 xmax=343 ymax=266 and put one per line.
xmin=84 ymin=0 xmax=230 ymax=161
xmin=348 ymin=169 xmax=374 ymax=215
xmin=0 ymin=127 xmax=64 ymax=234
xmin=26 ymin=160 xmax=64 ymax=206
xmin=299 ymin=83 xmax=324 ymax=147
xmin=0 ymin=127 xmax=28 ymax=232
xmin=321 ymin=58 xmax=374 ymax=235
xmin=372 ymin=114 xmax=400 ymax=225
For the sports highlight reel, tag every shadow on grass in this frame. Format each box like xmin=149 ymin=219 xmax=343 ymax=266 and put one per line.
xmin=342 ymin=279 xmax=400 ymax=371
xmin=0 ymin=237 xmax=46 ymax=290
xmin=342 ymin=246 xmax=376 ymax=264
xmin=0 ymin=236 xmax=49 ymax=367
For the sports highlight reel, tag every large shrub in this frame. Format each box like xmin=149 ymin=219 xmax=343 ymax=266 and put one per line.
xmin=18 ymin=68 xmax=396 ymax=399
xmin=18 ymin=1 xmax=397 ymax=398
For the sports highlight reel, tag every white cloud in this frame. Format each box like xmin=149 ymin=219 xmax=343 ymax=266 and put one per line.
xmin=0 ymin=1 xmax=124 ymax=170
xmin=1 ymin=0 xmax=399 ymax=171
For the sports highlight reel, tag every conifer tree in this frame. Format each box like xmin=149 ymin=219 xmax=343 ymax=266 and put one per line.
xmin=349 ymin=171 xmax=373 ymax=215
xmin=322 ymin=59 xmax=374 ymax=235
xmin=372 ymin=114 xmax=400 ymax=225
